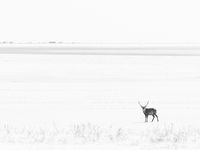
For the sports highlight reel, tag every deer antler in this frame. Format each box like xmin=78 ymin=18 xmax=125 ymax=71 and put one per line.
xmin=138 ymin=101 xmax=143 ymax=107
xmin=144 ymin=101 xmax=149 ymax=107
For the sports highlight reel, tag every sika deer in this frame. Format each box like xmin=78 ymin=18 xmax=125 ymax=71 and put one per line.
xmin=138 ymin=101 xmax=159 ymax=122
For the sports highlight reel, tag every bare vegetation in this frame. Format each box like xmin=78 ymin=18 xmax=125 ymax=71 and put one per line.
xmin=0 ymin=122 xmax=199 ymax=148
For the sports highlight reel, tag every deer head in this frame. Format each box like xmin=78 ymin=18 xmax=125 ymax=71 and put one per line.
xmin=138 ymin=101 xmax=149 ymax=110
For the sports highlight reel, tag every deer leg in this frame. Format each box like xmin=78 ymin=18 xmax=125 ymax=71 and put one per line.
xmin=152 ymin=115 xmax=155 ymax=122
xmin=145 ymin=115 xmax=148 ymax=122
xmin=155 ymin=114 xmax=159 ymax=122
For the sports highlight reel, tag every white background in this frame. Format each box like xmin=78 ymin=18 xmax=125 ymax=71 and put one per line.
xmin=0 ymin=0 xmax=200 ymax=43
xmin=0 ymin=1 xmax=200 ymax=149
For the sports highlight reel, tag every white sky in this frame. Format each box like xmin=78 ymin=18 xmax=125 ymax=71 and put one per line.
xmin=0 ymin=0 xmax=200 ymax=43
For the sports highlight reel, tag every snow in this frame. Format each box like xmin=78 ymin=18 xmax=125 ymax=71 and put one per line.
xmin=0 ymin=53 xmax=199 ymax=149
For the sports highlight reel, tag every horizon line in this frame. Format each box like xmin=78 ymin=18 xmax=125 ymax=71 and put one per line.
xmin=0 ymin=43 xmax=200 ymax=56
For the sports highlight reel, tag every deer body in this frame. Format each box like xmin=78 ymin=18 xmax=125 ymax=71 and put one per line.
xmin=139 ymin=101 xmax=159 ymax=122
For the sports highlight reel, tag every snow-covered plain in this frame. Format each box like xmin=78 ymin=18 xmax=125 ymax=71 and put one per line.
xmin=0 ymin=53 xmax=200 ymax=149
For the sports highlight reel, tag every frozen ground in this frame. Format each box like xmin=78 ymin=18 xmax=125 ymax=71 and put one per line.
xmin=0 ymin=54 xmax=199 ymax=149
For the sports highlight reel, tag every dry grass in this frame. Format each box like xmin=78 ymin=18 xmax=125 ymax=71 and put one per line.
xmin=0 ymin=122 xmax=199 ymax=148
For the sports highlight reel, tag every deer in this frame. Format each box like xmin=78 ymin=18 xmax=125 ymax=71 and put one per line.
xmin=138 ymin=101 xmax=159 ymax=122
